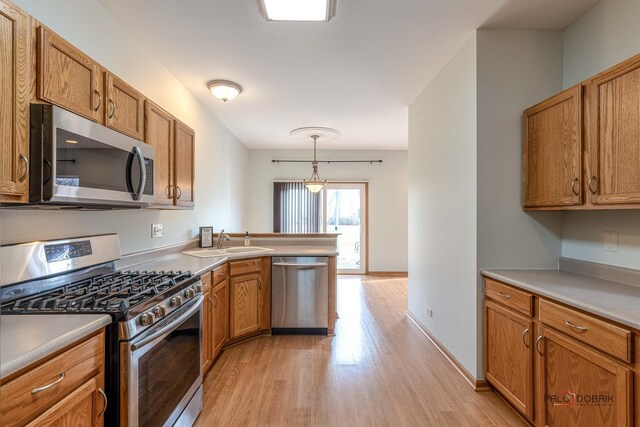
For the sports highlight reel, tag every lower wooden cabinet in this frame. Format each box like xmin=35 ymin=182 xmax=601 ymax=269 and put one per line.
xmin=484 ymin=300 xmax=534 ymax=421
xmin=229 ymin=272 xmax=262 ymax=339
xmin=212 ymin=278 xmax=229 ymax=358
xmin=202 ymin=266 xmax=230 ymax=375
xmin=537 ymin=327 xmax=633 ymax=427
xmin=202 ymin=273 xmax=214 ymax=373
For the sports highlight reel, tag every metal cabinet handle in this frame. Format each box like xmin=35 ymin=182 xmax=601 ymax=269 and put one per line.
xmin=535 ymin=336 xmax=544 ymax=356
xmin=258 ymin=278 xmax=262 ymax=290
xmin=108 ymin=99 xmax=116 ymax=119
xmin=571 ymin=178 xmax=580 ymax=196
xmin=522 ymin=328 xmax=530 ymax=347
xmin=208 ymin=296 xmax=214 ymax=311
xmin=166 ymin=184 xmax=174 ymax=199
xmin=32 ymin=372 xmax=65 ymax=394
xmin=588 ymin=176 xmax=598 ymax=195
xmin=565 ymin=320 xmax=588 ymax=333
xmin=18 ymin=153 xmax=29 ymax=182
xmin=98 ymin=387 xmax=108 ymax=417
xmin=176 ymin=186 xmax=182 ymax=200
xmin=94 ymin=90 xmax=102 ymax=111
xmin=497 ymin=291 xmax=511 ymax=299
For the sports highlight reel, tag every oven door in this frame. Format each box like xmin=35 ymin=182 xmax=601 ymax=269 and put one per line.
xmin=125 ymin=296 xmax=203 ymax=427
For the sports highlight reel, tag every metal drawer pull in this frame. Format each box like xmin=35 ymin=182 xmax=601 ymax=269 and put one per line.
xmin=98 ymin=387 xmax=108 ymax=417
xmin=497 ymin=291 xmax=511 ymax=299
xmin=31 ymin=372 xmax=65 ymax=394
xmin=522 ymin=328 xmax=530 ymax=347
xmin=565 ymin=320 xmax=588 ymax=333
xmin=588 ymin=176 xmax=598 ymax=195
xmin=571 ymin=178 xmax=580 ymax=195
xmin=94 ymin=90 xmax=102 ymax=111
xmin=18 ymin=153 xmax=29 ymax=182
xmin=535 ymin=336 xmax=544 ymax=356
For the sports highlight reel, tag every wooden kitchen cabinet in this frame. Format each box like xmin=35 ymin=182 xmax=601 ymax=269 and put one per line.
xmin=0 ymin=0 xmax=30 ymax=203
xmin=212 ymin=277 xmax=229 ymax=358
xmin=536 ymin=327 xmax=632 ymax=427
xmin=484 ymin=300 xmax=534 ymax=421
xmin=174 ymin=119 xmax=195 ymax=208
xmin=201 ymin=271 xmax=214 ymax=373
xmin=586 ymin=53 xmax=640 ymax=206
xmin=229 ymin=258 xmax=264 ymax=340
xmin=105 ymin=72 xmax=145 ymax=141
xmin=145 ymin=100 xmax=175 ymax=205
xmin=37 ymin=26 xmax=102 ymax=122
xmin=523 ymin=85 xmax=583 ymax=208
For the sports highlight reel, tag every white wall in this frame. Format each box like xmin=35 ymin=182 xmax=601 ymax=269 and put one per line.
xmin=246 ymin=149 xmax=408 ymax=272
xmin=0 ymin=0 xmax=248 ymax=254
xmin=476 ymin=29 xmax=564 ymax=373
xmin=408 ymin=34 xmax=479 ymax=376
xmin=561 ymin=0 xmax=640 ymax=269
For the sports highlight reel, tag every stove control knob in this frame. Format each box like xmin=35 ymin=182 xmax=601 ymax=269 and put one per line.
xmin=154 ymin=305 xmax=168 ymax=318
xmin=170 ymin=296 xmax=183 ymax=308
xmin=193 ymin=284 xmax=202 ymax=294
xmin=184 ymin=288 xmax=195 ymax=299
xmin=140 ymin=312 xmax=155 ymax=327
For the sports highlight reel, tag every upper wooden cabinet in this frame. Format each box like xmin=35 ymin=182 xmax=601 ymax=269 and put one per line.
xmin=144 ymin=100 xmax=174 ymax=205
xmin=586 ymin=54 xmax=640 ymax=206
xmin=105 ymin=72 xmax=145 ymax=140
xmin=174 ymin=119 xmax=195 ymax=207
xmin=523 ymin=85 xmax=583 ymax=208
xmin=0 ymin=0 xmax=30 ymax=203
xmin=37 ymin=26 xmax=102 ymax=122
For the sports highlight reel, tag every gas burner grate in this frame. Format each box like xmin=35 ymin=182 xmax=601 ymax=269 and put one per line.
xmin=1 ymin=271 xmax=192 ymax=314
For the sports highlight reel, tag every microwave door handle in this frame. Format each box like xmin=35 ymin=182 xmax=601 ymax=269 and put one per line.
xmin=132 ymin=146 xmax=146 ymax=201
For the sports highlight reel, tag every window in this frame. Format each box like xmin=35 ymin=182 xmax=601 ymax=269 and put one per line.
xmin=273 ymin=182 xmax=322 ymax=233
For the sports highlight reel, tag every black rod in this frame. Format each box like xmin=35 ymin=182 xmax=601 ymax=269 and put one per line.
xmin=272 ymin=160 xmax=383 ymax=164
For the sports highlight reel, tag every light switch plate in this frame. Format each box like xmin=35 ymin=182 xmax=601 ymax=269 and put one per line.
xmin=604 ymin=231 xmax=618 ymax=252
xmin=152 ymin=224 xmax=163 ymax=238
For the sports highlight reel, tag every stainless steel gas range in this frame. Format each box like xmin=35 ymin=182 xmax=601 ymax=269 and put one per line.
xmin=0 ymin=234 xmax=203 ymax=427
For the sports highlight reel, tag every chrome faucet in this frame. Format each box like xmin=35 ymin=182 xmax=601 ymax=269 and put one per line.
xmin=216 ymin=229 xmax=231 ymax=249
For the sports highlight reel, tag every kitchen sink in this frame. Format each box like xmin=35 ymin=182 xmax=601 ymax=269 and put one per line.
xmin=182 ymin=246 xmax=274 ymax=258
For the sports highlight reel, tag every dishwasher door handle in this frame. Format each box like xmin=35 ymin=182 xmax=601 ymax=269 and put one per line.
xmin=273 ymin=263 xmax=328 ymax=268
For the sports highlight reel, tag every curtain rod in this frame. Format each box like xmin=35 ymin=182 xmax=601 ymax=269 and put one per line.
xmin=272 ymin=159 xmax=383 ymax=164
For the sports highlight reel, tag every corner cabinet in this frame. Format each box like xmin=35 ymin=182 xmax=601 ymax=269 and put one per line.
xmin=229 ymin=258 xmax=270 ymax=341
xmin=523 ymin=85 xmax=582 ymax=208
xmin=0 ymin=0 xmax=30 ymax=203
xmin=523 ymin=53 xmax=640 ymax=211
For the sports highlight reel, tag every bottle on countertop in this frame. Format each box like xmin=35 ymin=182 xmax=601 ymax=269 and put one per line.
xmin=244 ymin=231 xmax=251 ymax=247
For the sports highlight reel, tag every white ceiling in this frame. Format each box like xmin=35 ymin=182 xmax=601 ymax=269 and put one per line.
xmin=99 ymin=0 xmax=599 ymax=150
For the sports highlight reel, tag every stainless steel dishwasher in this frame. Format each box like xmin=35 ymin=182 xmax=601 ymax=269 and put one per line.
xmin=271 ymin=256 xmax=329 ymax=334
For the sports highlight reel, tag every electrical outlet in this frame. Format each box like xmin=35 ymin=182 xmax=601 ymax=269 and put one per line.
xmin=426 ymin=307 xmax=433 ymax=317
xmin=151 ymin=224 xmax=163 ymax=238
xmin=604 ymin=231 xmax=619 ymax=252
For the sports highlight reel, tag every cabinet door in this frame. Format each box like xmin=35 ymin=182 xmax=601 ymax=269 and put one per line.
xmin=26 ymin=374 xmax=106 ymax=427
xmin=213 ymin=278 xmax=229 ymax=358
xmin=484 ymin=300 xmax=534 ymax=421
xmin=37 ymin=26 xmax=102 ymax=122
xmin=0 ymin=0 xmax=30 ymax=203
xmin=587 ymin=55 xmax=640 ymax=205
xmin=523 ymin=85 xmax=583 ymax=208
xmin=202 ymin=289 xmax=214 ymax=373
xmin=174 ymin=119 xmax=195 ymax=207
xmin=537 ymin=327 xmax=632 ymax=427
xmin=105 ymin=72 xmax=145 ymax=140
xmin=229 ymin=273 xmax=262 ymax=339
xmin=144 ymin=100 xmax=174 ymax=205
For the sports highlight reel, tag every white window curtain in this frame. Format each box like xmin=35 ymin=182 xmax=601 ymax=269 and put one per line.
xmin=273 ymin=182 xmax=322 ymax=233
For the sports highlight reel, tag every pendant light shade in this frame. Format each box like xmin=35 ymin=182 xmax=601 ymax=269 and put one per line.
xmin=304 ymin=134 xmax=326 ymax=193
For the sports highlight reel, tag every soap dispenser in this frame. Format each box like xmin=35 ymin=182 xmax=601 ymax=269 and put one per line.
xmin=244 ymin=231 xmax=251 ymax=247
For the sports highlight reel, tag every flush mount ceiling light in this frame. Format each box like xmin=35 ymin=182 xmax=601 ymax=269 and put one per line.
xmin=207 ymin=80 xmax=242 ymax=102
xmin=258 ymin=0 xmax=337 ymax=22
xmin=290 ymin=127 xmax=341 ymax=193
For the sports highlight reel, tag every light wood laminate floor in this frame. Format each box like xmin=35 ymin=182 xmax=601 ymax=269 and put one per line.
xmin=195 ymin=275 xmax=526 ymax=426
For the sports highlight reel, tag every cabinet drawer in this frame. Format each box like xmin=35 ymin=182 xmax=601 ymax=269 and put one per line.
xmin=201 ymin=271 xmax=212 ymax=293
xmin=484 ymin=278 xmax=533 ymax=316
xmin=0 ymin=331 xmax=104 ymax=427
xmin=539 ymin=299 xmax=632 ymax=363
xmin=213 ymin=263 xmax=228 ymax=286
xmin=229 ymin=258 xmax=261 ymax=276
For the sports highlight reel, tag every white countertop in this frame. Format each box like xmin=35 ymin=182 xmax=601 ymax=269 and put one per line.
xmin=1 ymin=314 xmax=112 ymax=380
xmin=481 ymin=269 xmax=640 ymax=330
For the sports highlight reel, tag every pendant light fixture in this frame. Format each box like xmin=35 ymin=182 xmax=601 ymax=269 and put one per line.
xmin=289 ymin=127 xmax=341 ymax=194
xmin=304 ymin=134 xmax=326 ymax=193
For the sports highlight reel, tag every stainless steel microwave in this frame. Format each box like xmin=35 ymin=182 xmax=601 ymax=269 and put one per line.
xmin=27 ymin=104 xmax=154 ymax=209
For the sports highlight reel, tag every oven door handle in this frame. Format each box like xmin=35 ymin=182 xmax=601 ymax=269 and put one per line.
xmin=130 ymin=295 xmax=203 ymax=351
